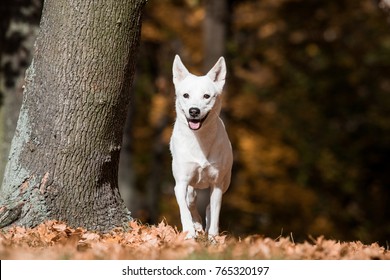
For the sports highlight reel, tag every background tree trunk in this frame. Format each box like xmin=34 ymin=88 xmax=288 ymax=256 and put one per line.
xmin=0 ymin=0 xmax=146 ymax=231
xmin=203 ymin=0 xmax=227 ymax=71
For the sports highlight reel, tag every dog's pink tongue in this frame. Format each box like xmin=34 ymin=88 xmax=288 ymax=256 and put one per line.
xmin=189 ymin=120 xmax=201 ymax=130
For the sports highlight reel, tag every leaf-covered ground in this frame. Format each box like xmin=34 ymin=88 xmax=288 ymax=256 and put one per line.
xmin=0 ymin=220 xmax=388 ymax=260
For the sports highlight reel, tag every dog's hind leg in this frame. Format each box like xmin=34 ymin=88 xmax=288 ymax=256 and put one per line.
xmin=186 ymin=186 xmax=203 ymax=233
xmin=205 ymin=203 xmax=210 ymax=233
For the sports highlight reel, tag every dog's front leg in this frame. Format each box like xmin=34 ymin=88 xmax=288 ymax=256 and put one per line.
xmin=186 ymin=186 xmax=203 ymax=233
xmin=206 ymin=186 xmax=223 ymax=239
xmin=174 ymin=182 xmax=196 ymax=238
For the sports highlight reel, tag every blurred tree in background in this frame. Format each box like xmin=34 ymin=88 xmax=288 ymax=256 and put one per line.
xmin=1 ymin=0 xmax=390 ymax=245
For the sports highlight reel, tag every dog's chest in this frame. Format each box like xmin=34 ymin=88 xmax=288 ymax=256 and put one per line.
xmin=189 ymin=161 xmax=219 ymax=188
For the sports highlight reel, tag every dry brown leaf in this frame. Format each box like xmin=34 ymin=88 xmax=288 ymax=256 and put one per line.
xmin=52 ymin=223 xmax=67 ymax=232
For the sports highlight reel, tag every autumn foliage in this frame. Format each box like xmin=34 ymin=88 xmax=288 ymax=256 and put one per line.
xmin=0 ymin=220 xmax=388 ymax=260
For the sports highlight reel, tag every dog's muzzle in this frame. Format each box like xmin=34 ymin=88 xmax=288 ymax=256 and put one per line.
xmin=187 ymin=107 xmax=208 ymax=130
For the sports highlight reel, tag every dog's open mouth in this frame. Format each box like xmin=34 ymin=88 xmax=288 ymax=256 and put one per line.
xmin=187 ymin=119 xmax=202 ymax=130
xmin=187 ymin=114 xmax=208 ymax=130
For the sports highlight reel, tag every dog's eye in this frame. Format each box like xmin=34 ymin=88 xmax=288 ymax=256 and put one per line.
xmin=203 ymin=94 xmax=211 ymax=99
xmin=183 ymin=93 xmax=190 ymax=99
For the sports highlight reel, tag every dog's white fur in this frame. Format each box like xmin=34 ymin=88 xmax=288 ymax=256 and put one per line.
xmin=170 ymin=55 xmax=233 ymax=239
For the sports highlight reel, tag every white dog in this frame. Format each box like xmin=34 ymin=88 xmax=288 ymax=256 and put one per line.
xmin=170 ymin=55 xmax=233 ymax=239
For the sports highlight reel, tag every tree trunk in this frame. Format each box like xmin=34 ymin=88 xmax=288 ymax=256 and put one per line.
xmin=203 ymin=0 xmax=227 ymax=71
xmin=0 ymin=0 xmax=146 ymax=231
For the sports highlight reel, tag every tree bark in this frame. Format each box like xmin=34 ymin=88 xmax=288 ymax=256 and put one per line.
xmin=0 ymin=0 xmax=146 ymax=231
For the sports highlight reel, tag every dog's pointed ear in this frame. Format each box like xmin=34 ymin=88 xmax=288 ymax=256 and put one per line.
xmin=206 ymin=57 xmax=226 ymax=92
xmin=173 ymin=55 xmax=190 ymax=86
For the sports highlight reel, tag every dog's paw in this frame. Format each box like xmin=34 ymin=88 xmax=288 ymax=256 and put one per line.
xmin=184 ymin=233 xmax=197 ymax=240
xmin=183 ymin=228 xmax=197 ymax=240
xmin=194 ymin=222 xmax=203 ymax=232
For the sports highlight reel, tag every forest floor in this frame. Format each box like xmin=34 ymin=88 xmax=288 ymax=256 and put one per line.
xmin=0 ymin=220 xmax=389 ymax=260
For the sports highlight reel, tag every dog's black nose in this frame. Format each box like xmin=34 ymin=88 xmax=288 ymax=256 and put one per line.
xmin=189 ymin=107 xmax=200 ymax=118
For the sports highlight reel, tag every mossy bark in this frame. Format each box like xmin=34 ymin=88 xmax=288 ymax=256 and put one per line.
xmin=0 ymin=0 xmax=146 ymax=231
